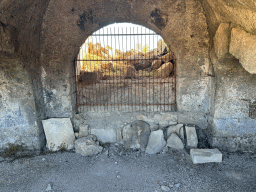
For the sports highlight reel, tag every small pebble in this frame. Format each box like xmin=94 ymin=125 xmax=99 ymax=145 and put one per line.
xmin=115 ymin=162 xmax=117 ymax=164
xmin=45 ymin=184 xmax=52 ymax=191
xmin=42 ymin=158 xmax=46 ymax=161
xmin=161 ymin=185 xmax=170 ymax=191
xmin=117 ymin=175 xmax=121 ymax=179
xmin=175 ymin=183 xmax=180 ymax=188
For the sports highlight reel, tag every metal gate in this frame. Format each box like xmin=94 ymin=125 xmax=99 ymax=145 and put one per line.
xmin=75 ymin=24 xmax=176 ymax=112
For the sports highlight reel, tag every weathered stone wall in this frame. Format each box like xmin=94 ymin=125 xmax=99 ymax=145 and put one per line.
xmin=200 ymin=0 xmax=256 ymax=152
xmin=209 ymin=48 xmax=256 ymax=152
xmin=40 ymin=0 xmax=212 ymax=127
xmin=0 ymin=53 xmax=43 ymax=150
xmin=0 ymin=0 xmax=255 ymax=152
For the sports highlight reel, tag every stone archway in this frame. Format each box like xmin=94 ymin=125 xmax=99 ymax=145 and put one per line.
xmin=39 ymin=0 xmax=213 ymax=128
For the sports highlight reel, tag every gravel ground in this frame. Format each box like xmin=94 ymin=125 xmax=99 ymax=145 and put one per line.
xmin=0 ymin=144 xmax=256 ymax=192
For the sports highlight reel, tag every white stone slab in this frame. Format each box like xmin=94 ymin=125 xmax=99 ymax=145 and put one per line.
xmin=145 ymin=130 xmax=166 ymax=154
xmin=167 ymin=124 xmax=184 ymax=140
xmin=166 ymin=133 xmax=184 ymax=150
xmin=91 ymin=128 xmax=116 ymax=143
xmin=42 ymin=118 xmax=75 ymax=151
xmin=185 ymin=125 xmax=198 ymax=148
xmin=190 ymin=148 xmax=222 ymax=164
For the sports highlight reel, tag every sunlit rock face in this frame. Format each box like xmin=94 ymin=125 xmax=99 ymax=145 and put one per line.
xmin=230 ymin=28 xmax=256 ymax=74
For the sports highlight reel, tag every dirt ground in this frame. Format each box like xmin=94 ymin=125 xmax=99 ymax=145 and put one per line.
xmin=0 ymin=144 xmax=256 ymax=192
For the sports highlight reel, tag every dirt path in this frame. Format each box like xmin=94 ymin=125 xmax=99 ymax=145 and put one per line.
xmin=1 ymin=145 xmax=256 ymax=192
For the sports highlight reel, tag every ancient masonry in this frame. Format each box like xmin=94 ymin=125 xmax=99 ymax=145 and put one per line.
xmin=0 ymin=0 xmax=256 ymax=155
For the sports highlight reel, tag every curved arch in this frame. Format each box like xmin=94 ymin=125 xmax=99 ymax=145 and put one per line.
xmin=39 ymin=0 xmax=211 ymax=117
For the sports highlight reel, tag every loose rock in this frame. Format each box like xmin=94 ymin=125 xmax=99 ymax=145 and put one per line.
xmin=74 ymin=132 xmax=79 ymax=138
xmin=167 ymin=124 xmax=184 ymax=140
xmin=185 ymin=125 xmax=198 ymax=148
xmin=160 ymin=52 xmax=173 ymax=63
xmin=146 ymin=130 xmax=166 ymax=154
xmin=151 ymin=60 xmax=163 ymax=70
xmin=161 ymin=185 xmax=170 ymax=191
xmin=45 ymin=183 xmax=52 ymax=191
xmin=75 ymin=135 xmax=103 ymax=156
xmin=122 ymin=120 xmax=151 ymax=150
xmin=157 ymin=62 xmax=173 ymax=78
xmin=175 ymin=183 xmax=180 ymax=188
xmin=78 ymin=71 xmax=102 ymax=84
xmin=166 ymin=133 xmax=184 ymax=150
xmin=157 ymin=39 xmax=166 ymax=54
xmin=190 ymin=148 xmax=223 ymax=164
xmin=126 ymin=54 xmax=151 ymax=70
xmin=42 ymin=118 xmax=75 ymax=151
xmin=120 ymin=64 xmax=136 ymax=78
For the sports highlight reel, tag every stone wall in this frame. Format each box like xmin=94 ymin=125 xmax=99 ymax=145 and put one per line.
xmin=209 ymin=49 xmax=256 ymax=152
xmin=39 ymin=0 xmax=212 ymax=126
xmin=0 ymin=0 xmax=255 ymax=152
xmin=0 ymin=53 xmax=43 ymax=150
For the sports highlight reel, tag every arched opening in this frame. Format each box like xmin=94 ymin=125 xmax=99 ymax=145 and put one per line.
xmin=75 ymin=23 xmax=176 ymax=112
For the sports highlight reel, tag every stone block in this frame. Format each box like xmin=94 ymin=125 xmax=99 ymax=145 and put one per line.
xmin=145 ymin=130 xmax=166 ymax=154
xmin=151 ymin=60 xmax=162 ymax=70
xmin=167 ymin=124 xmax=184 ymax=140
xmin=185 ymin=125 xmax=198 ymax=148
xmin=157 ymin=62 xmax=173 ymax=77
xmin=75 ymin=137 xmax=103 ymax=156
xmin=79 ymin=125 xmax=89 ymax=137
xmin=42 ymin=118 xmax=75 ymax=151
xmin=230 ymin=28 xmax=256 ymax=74
xmin=160 ymin=52 xmax=173 ymax=63
xmin=166 ymin=133 xmax=184 ymax=150
xmin=122 ymin=120 xmax=151 ymax=150
xmin=214 ymin=23 xmax=230 ymax=59
xmin=190 ymin=148 xmax=222 ymax=164
xmin=91 ymin=128 xmax=116 ymax=143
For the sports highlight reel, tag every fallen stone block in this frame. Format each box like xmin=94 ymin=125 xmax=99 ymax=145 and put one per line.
xmin=42 ymin=118 xmax=75 ymax=151
xmin=214 ymin=23 xmax=230 ymax=59
xmin=151 ymin=60 xmax=162 ymax=70
xmin=166 ymin=133 xmax=184 ymax=150
xmin=122 ymin=120 xmax=151 ymax=150
xmin=167 ymin=124 xmax=184 ymax=140
xmin=160 ymin=52 xmax=173 ymax=63
xmin=229 ymin=27 xmax=256 ymax=74
xmin=91 ymin=128 xmax=116 ymax=143
xmin=146 ymin=130 xmax=166 ymax=154
xmin=75 ymin=135 xmax=103 ymax=156
xmin=185 ymin=125 xmax=198 ymax=148
xmin=157 ymin=62 xmax=173 ymax=78
xmin=157 ymin=39 xmax=166 ymax=55
xmin=190 ymin=148 xmax=222 ymax=164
